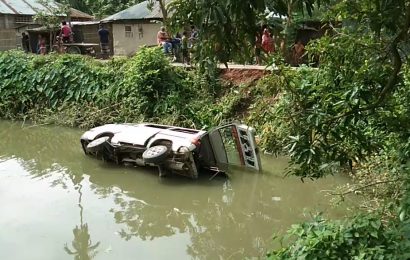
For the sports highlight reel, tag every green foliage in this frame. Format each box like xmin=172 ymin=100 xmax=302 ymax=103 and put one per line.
xmin=268 ymin=214 xmax=410 ymax=260
xmin=0 ymin=51 xmax=112 ymax=118
xmin=0 ymin=49 xmax=227 ymax=130
xmin=57 ymin=0 xmax=144 ymax=17
xmin=245 ymin=0 xmax=410 ymax=177
xmin=246 ymin=73 xmax=284 ymax=152
xmin=109 ymin=47 xmax=178 ymax=117
xmin=168 ymin=0 xmax=323 ymax=65
xmin=69 ymin=0 xmax=143 ymax=18
xmin=260 ymin=0 xmax=410 ymax=258
xmin=34 ymin=0 xmax=70 ymax=29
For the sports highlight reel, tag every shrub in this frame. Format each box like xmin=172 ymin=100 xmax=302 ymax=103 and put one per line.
xmin=268 ymin=214 xmax=410 ymax=260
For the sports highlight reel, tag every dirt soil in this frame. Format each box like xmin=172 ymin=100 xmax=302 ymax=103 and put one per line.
xmin=220 ymin=69 xmax=268 ymax=86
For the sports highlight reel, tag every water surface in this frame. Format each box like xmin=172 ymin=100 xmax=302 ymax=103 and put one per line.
xmin=0 ymin=121 xmax=350 ymax=260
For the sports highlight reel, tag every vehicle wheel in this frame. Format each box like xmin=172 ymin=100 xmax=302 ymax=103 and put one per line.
xmin=142 ymin=145 xmax=169 ymax=164
xmin=86 ymin=136 xmax=110 ymax=153
xmin=67 ymin=46 xmax=81 ymax=54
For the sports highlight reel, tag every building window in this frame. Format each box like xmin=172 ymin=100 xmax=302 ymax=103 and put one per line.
xmin=15 ymin=15 xmax=32 ymax=24
xmin=125 ymin=25 xmax=133 ymax=38
xmin=137 ymin=24 xmax=144 ymax=39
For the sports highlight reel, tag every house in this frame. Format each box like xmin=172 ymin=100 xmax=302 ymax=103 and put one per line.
xmin=101 ymin=0 xmax=171 ymax=56
xmin=0 ymin=0 xmax=93 ymax=51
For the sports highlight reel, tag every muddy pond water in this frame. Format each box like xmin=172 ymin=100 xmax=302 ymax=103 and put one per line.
xmin=0 ymin=121 xmax=352 ymax=260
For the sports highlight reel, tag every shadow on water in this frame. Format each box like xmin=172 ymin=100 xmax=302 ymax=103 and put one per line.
xmin=0 ymin=121 xmax=352 ymax=259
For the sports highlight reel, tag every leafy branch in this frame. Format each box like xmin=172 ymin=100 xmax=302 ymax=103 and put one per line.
xmin=326 ymin=2 xmax=410 ymax=123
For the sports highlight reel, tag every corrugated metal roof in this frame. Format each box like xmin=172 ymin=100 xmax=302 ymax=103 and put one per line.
xmin=102 ymin=0 xmax=172 ymax=22
xmin=0 ymin=0 xmax=57 ymax=15
xmin=0 ymin=2 xmax=14 ymax=14
xmin=71 ymin=20 xmax=100 ymax=26
xmin=0 ymin=0 xmax=93 ymax=19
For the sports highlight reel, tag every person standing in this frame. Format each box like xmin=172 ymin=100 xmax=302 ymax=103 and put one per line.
xmin=262 ymin=28 xmax=274 ymax=54
xmin=98 ymin=23 xmax=110 ymax=59
xmin=55 ymin=36 xmax=64 ymax=54
xmin=157 ymin=26 xmax=172 ymax=54
xmin=189 ymin=25 xmax=198 ymax=48
xmin=38 ymin=35 xmax=46 ymax=55
xmin=60 ymin=21 xmax=72 ymax=43
xmin=181 ymin=31 xmax=190 ymax=64
xmin=21 ymin=32 xmax=30 ymax=53
xmin=293 ymin=40 xmax=305 ymax=65
xmin=255 ymin=33 xmax=262 ymax=65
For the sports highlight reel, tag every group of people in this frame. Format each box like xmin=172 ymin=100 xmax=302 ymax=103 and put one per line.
xmin=32 ymin=21 xmax=73 ymax=55
xmin=24 ymin=21 xmax=305 ymax=66
xmin=25 ymin=21 xmax=110 ymax=58
xmin=157 ymin=25 xmax=198 ymax=64
xmin=255 ymin=25 xmax=306 ymax=66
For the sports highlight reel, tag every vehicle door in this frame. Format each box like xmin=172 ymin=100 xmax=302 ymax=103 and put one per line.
xmin=208 ymin=123 xmax=261 ymax=171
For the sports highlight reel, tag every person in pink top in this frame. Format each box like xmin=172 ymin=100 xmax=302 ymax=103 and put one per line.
xmin=60 ymin=21 xmax=72 ymax=43
xmin=262 ymin=28 xmax=275 ymax=54
xmin=38 ymin=35 xmax=46 ymax=55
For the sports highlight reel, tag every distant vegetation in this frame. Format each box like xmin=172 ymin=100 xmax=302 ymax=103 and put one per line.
xmin=58 ymin=0 xmax=144 ymax=18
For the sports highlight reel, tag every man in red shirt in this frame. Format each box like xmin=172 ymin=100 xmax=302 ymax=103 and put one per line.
xmin=60 ymin=21 xmax=72 ymax=43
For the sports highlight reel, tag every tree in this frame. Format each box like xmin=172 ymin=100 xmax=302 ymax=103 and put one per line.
xmin=255 ymin=0 xmax=410 ymax=257
xmin=167 ymin=0 xmax=323 ymax=65
xmin=33 ymin=0 xmax=70 ymax=52
xmin=82 ymin=0 xmax=144 ymax=18
xmin=59 ymin=0 xmax=90 ymax=13
xmin=57 ymin=0 xmax=146 ymax=18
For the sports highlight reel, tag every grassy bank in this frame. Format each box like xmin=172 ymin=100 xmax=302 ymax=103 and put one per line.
xmin=0 ymin=49 xmax=280 ymax=151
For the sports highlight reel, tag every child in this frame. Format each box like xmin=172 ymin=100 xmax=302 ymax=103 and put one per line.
xmin=38 ymin=35 xmax=46 ymax=55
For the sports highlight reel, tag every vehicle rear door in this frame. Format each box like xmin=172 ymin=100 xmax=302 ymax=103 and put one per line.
xmin=208 ymin=123 xmax=261 ymax=171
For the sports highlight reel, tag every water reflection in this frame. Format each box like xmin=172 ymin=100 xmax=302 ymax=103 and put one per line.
xmin=64 ymin=180 xmax=100 ymax=260
xmin=0 ymin=121 xmax=350 ymax=259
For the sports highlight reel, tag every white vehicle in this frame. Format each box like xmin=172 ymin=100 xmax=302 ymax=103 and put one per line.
xmin=80 ymin=123 xmax=261 ymax=178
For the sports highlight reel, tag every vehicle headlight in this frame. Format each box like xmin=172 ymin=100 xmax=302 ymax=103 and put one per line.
xmin=179 ymin=146 xmax=190 ymax=154
xmin=178 ymin=146 xmax=191 ymax=160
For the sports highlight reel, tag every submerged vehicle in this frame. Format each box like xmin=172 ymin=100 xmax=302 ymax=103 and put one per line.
xmin=80 ymin=123 xmax=261 ymax=178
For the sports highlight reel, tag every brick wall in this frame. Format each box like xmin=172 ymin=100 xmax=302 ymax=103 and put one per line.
xmin=0 ymin=14 xmax=15 ymax=29
xmin=80 ymin=25 xmax=100 ymax=43
xmin=72 ymin=23 xmax=114 ymax=55
xmin=0 ymin=29 xmax=18 ymax=51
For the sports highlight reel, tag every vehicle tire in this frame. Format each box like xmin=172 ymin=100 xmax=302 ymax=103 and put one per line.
xmin=67 ymin=46 xmax=81 ymax=54
xmin=142 ymin=145 xmax=169 ymax=164
xmin=86 ymin=136 xmax=110 ymax=153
